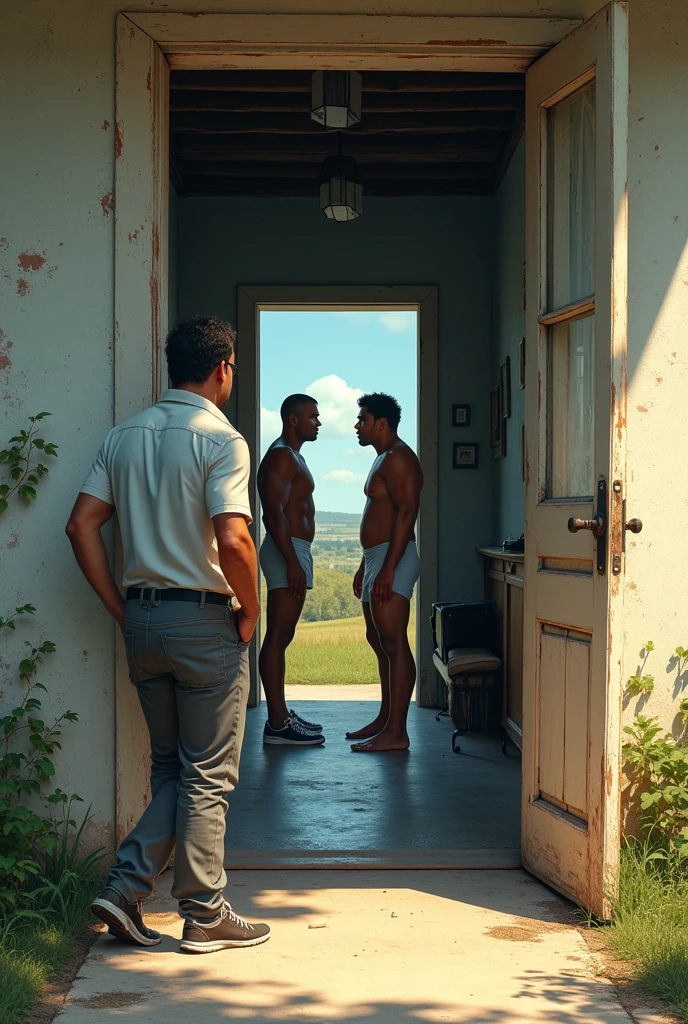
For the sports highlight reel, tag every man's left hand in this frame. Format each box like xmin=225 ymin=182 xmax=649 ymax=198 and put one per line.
xmin=111 ymin=597 xmax=126 ymax=632
xmin=373 ymin=565 xmax=395 ymax=604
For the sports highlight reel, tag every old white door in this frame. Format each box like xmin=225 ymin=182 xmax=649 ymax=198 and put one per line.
xmin=522 ymin=2 xmax=628 ymax=916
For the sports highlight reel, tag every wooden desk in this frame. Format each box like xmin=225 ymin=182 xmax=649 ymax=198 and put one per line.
xmin=477 ymin=547 xmax=524 ymax=752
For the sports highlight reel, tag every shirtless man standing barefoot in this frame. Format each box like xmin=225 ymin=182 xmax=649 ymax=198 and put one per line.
xmin=346 ymin=393 xmax=423 ymax=753
xmin=258 ymin=394 xmax=326 ymax=746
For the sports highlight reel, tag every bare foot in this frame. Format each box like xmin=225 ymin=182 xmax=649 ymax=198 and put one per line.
xmin=345 ymin=717 xmax=387 ymax=740
xmin=350 ymin=730 xmax=410 ymax=753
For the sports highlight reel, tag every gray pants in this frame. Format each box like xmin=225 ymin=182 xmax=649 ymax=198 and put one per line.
xmin=110 ymin=596 xmax=250 ymax=923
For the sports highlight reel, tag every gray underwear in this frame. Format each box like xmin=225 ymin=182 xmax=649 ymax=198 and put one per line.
xmin=361 ymin=541 xmax=421 ymax=603
xmin=259 ymin=534 xmax=314 ymax=592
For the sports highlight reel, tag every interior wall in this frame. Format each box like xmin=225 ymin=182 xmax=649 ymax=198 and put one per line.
xmin=178 ymin=196 xmax=494 ymax=600
xmin=492 ymin=139 xmax=526 ymax=544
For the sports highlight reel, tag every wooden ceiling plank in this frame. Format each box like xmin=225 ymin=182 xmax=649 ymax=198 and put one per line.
xmin=169 ymin=70 xmax=524 ymax=92
xmin=171 ymin=135 xmax=503 ymax=161
xmin=177 ymin=160 xmax=494 ymax=180
xmin=170 ymin=110 xmax=513 ymax=134
xmin=170 ymin=90 xmax=524 ymax=114
xmin=182 ymin=177 xmax=494 ymax=197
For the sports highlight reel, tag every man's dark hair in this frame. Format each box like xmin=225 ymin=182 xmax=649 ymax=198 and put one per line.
xmin=280 ymin=393 xmax=317 ymax=423
xmin=165 ymin=316 xmax=236 ymax=387
xmin=358 ymin=392 xmax=402 ymax=432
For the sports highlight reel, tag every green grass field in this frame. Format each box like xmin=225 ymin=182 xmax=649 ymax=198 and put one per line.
xmin=285 ymin=608 xmax=416 ymax=685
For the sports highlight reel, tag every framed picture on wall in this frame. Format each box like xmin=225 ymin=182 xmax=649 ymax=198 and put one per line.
xmin=490 ymin=384 xmax=506 ymax=459
xmin=452 ymin=404 xmax=470 ymax=427
xmin=453 ymin=442 xmax=479 ymax=469
xmin=518 ymin=338 xmax=526 ymax=390
xmin=500 ymin=356 xmax=511 ymax=418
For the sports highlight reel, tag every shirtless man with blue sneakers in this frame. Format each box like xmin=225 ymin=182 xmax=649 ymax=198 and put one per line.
xmin=346 ymin=393 xmax=423 ymax=752
xmin=258 ymin=394 xmax=326 ymax=746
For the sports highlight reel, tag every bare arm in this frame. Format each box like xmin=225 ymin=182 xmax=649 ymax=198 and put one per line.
xmin=66 ymin=493 xmax=125 ymax=628
xmin=373 ymin=452 xmax=422 ymax=603
xmin=213 ymin=513 xmax=260 ymax=642
xmin=258 ymin=449 xmax=307 ymax=599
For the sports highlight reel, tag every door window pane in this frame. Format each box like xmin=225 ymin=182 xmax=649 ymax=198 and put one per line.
xmin=548 ymin=82 xmax=596 ymax=309
xmin=547 ymin=315 xmax=594 ymax=499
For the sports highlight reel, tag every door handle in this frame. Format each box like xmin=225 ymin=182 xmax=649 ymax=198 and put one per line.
xmin=568 ymin=514 xmax=606 ymax=539
xmin=566 ymin=477 xmax=608 ymax=575
xmin=625 ymin=518 xmax=643 ymax=534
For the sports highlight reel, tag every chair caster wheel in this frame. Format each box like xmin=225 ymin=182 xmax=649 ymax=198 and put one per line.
xmin=452 ymin=731 xmax=462 ymax=753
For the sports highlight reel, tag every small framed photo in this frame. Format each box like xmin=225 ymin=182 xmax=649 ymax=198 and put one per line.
xmin=453 ymin=442 xmax=479 ymax=469
xmin=452 ymin=404 xmax=470 ymax=427
xmin=500 ymin=356 xmax=511 ymax=418
xmin=518 ymin=338 xmax=526 ymax=390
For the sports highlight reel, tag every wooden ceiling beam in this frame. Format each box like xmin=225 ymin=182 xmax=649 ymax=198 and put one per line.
xmin=172 ymin=134 xmax=503 ymax=161
xmin=182 ymin=176 xmax=494 ymax=197
xmin=170 ymin=90 xmax=524 ymax=114
xmin=176 ymin=160 xmax=494 ymax=180
xmin=170 ymin=110 xmax=513 ymax=134
xmin=170 ymin=70 xmax=524 ymax=93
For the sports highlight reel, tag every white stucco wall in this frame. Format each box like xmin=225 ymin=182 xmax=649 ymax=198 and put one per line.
xmin=492 ymin=139 xmax=526 ymax=544
xmin=1 ymin=0 xmax=684 ymax=841
xmin=622 ymin=0 xmax=688 ymax=736
xmin=177 ymin=195 xmax=495 ymax=601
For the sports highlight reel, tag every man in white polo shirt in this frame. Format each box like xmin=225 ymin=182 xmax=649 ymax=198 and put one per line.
xmin=66 ymin=316 xmax=270 ymax=955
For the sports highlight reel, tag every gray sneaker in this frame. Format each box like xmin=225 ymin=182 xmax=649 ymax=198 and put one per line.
xmin=91 ymin=886 xmax=161 ymax=947
xmin=180 ymin=900 xmax=271 ymax=954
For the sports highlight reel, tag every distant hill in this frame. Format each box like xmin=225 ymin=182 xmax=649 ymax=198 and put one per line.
xmin=315 ymin=511 xmax=361 ymax=526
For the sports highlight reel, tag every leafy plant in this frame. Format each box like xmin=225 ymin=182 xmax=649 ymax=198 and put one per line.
xmin=0 ymin=413 xmax=58 ymax=515
xmin=0 ymin=633 xmax=81 ymax=910
xmin=0 ymin=605 xmax=37 ymax=632
xmin=623 ymin=714 xmax=688 ymax=859
xmin=626 ymin=640 xmax=656 ymax=696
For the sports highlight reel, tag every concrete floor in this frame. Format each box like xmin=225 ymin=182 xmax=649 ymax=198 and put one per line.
xmin=225 ymin=698 xmax=521 ymax=867
xmin=59 ymin=869 xmax=642 ymax=1024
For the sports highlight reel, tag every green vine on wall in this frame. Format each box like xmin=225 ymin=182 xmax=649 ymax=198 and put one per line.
xmin=623 ymin=640 xmax=688 ymax=859
xmin=0 ymin=412 xmax=58 ymax=515
xmin=0 ymin=415 xmax=101 ymax=915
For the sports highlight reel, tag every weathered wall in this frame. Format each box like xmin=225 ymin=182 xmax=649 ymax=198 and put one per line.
xmin=178 ymin=196 xmax=495 ymax=600
xmin=492 ymin=139 xmax=526 ymax=544
xmin=1 ymin=0 xmax=681 ymax=840
xmin=622 ymin=0 xmax=688 ymax=737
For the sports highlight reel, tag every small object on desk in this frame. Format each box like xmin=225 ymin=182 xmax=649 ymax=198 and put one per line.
xmin=502 ymin=535 xmax=524 ymax=553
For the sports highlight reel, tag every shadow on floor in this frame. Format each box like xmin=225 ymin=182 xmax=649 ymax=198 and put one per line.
xmin=225 ymin=699 xmax=521 ymax=858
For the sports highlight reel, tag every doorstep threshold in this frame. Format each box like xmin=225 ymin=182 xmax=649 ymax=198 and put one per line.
xmin=224 ymin=848 xmax=521 ymax=869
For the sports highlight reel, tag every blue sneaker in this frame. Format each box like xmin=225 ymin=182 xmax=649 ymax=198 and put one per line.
xmin=289 ymin=709 xmax=323 ymax=733
xmin=263 ymin=715 xmax=325 ymax=746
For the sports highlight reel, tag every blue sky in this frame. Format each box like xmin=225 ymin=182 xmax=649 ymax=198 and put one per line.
xmin=260 ymin=310 xmax=418 ymax=514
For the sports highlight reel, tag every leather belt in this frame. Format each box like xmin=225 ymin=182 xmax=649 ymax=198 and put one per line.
xmin=126 ymin=587 xmax=232 ymax=606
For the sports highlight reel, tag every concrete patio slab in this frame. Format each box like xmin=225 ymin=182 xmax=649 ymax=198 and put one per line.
xmin=59 ymin=869 xmax=638 ymax=1023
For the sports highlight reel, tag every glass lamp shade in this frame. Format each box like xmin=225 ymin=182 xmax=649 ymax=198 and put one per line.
xmin=311 ymin=71 xmax=362 ymax=130
xmin=318 ymin=154 xmax=363 ymax=222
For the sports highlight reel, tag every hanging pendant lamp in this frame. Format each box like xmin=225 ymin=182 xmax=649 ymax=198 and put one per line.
xmin=318 ymin=134 xmax=363 ymax=222
xmin=311 ymin=71 xmax=362 ymax=130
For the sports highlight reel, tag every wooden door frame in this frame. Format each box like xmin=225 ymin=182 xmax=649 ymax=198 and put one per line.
xmin=237 ymin=285 xmax=438 ymax=709
xmin=114 ymin=9 xmax=581 ymax=841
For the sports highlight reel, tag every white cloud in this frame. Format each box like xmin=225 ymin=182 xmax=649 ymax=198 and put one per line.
xmin=378 ymin=311 xmax=416 ymax=334
xmin=305 ymin=374 xmax=361 ymax=438
xmin=336 ymin=311 xmax=372 ymax=326
xmin=323 ymin=469 xmax=366 ymax=483
xmin=260 ymin=406 xmax=282 ymax=440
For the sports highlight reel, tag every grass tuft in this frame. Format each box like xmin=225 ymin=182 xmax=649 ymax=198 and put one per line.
xmin=606 ymin=839 xmax=688 ymax=1020
xmin=0 ymin=876 xmax=102 ymax=1024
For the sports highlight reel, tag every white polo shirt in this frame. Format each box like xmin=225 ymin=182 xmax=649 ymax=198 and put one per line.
xmin=81 ymin=389 xmax=252 ymax=595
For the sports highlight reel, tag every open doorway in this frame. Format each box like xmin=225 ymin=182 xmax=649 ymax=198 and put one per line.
xmin=258 ymin=307 xmax=418 ymax=711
